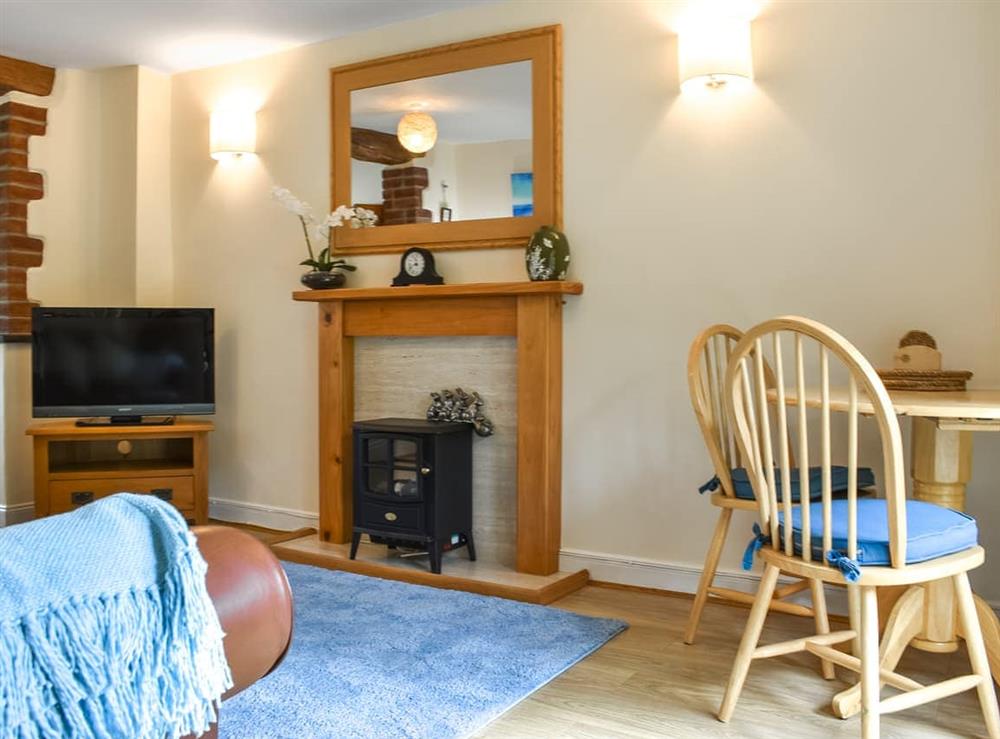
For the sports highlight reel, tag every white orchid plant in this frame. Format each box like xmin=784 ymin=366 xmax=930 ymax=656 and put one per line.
xmin=270 ymin=186 xmax=377 ymax=273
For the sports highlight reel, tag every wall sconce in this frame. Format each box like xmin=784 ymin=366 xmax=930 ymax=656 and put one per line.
xmin=210 ymin=108 xmax=256 ymax=160
xmin=678 ymin=16 xmax=753 ymax=93
xmin=397 ymin=109 xmax=437 ymax=154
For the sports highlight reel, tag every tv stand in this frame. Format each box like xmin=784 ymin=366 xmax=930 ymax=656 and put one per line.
xmin=27 ymin=419 xmax=212 ymax=525
xmin=75 ymin=415 xmax=176 ymax=427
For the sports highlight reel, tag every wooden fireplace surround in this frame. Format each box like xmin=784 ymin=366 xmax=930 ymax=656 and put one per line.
xmin=293 ymin=281 xmax=583 ymax=576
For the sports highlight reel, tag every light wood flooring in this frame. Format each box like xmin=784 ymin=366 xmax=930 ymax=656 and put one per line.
xmin=480 ymin=584 xmax=991 ymax=739
xmin=214 ymin=521 xmax=991 ymax=738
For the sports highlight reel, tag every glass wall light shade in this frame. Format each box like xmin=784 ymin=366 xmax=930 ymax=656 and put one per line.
xmin=679 ymin=17 xmax=753 ymax=93
xmin=210 ymin=108 xmax=257 ymax=160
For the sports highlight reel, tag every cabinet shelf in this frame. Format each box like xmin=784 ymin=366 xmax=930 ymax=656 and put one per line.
xmin=48 ymin=460 xmax=195 ymax=480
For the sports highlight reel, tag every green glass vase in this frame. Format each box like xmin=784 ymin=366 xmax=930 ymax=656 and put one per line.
xmin=525 ymin=225 xmax=570 ymax=281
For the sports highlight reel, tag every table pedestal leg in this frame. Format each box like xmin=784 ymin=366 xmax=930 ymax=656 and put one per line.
xmin=912 ymin=578 xmax=960 ymax=653
xmin=911 ymin=417 xmax=972 ymax=511
xmin=909 ymin=418 xmax=972 ymax=654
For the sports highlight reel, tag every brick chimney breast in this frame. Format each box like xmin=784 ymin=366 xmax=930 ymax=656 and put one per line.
xmin=0 ymin=99 xmax=48 ymax=338
xmin=381 ymin=166 xmax=432 ymax=226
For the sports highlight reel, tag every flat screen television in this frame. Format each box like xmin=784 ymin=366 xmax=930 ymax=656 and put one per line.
xmin=32 ymin=307 xmax=214 ymax=424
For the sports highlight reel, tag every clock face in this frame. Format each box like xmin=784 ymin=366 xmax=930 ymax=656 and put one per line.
xmin=404 ymin=251 xmax=425 ymax=276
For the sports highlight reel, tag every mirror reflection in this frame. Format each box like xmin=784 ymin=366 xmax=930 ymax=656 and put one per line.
xmin=350 ymin=61 xmax=532 ymax=226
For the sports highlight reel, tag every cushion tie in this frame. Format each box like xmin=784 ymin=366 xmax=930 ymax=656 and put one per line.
xmin=826 ymin=550 xmax=862 ymax=583
xmin=698 ymin=476 xmax=721 ymax=495
xmin=742 ymin=523 xmax=771 ymax=571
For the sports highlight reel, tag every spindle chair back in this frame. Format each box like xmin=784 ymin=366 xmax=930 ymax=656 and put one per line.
xmin=688 ymin=324 xmax=744 ymax=498
xmin=685 ymin=324 xmax=832 ymax=657
xmin=716 ymin=316 xmax=997 ymax=739
xmin=728 ymin=317 xmax=905 ymax=572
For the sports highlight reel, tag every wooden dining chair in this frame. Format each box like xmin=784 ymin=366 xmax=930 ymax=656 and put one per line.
xmin=685 ymin=324 xmax=835 ymax=670
xmin=717 ymin=316 xmax=999 ymax=739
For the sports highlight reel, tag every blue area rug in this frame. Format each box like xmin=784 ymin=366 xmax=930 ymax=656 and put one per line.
xmin=220 ymin=562 xmax=626 ymax=738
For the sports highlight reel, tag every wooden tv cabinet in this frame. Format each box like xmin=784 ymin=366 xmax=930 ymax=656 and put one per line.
xmin=27 ymin=420 xmax=213 ymax=525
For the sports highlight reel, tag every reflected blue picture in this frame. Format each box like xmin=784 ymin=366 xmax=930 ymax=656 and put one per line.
xmin=511 ymin=172 xmax=533 ymax=217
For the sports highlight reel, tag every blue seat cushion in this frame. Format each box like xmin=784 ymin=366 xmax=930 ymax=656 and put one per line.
xmin=701 ymin=466 xmax=876 ymax=501
xmin=779 ymin=498 xmax=978 ymax=566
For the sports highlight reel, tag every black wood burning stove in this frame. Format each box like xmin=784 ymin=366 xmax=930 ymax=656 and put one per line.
xmin=349 ymin=418 xmax=475 ymax=574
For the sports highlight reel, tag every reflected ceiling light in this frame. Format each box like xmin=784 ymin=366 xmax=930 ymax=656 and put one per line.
xmin=678 ymin=15 xmax=753 ymax=93
xmin=210 ymin=107 xmax=256 ymax=160
xmin=397 ymin=108 xmax=437 ymax=154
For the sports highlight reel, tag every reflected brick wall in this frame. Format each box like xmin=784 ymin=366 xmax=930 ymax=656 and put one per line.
xmin=381 ymin=166 xmax=432 ymax=225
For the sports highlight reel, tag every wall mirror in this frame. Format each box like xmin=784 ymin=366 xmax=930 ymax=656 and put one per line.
xmin=330 ymin=26 xmax=561 ymax=254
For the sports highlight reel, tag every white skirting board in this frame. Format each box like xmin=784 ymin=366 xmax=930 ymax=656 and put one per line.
xmin=560 ymin=547 xmax=1000 ymax=617
xmin=0 ymin=502 xmax=33 ymax=527
xmin=561 ymin=547 xmax=854 ymax=616
xmin=208 ymin=496 xmax=319 ymax=531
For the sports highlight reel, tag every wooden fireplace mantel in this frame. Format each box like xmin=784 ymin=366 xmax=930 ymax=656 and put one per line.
xmin=292 ymin=280 xmax=583 ymax=302
xmin=295 ymin=280 xmax=583 ymax=576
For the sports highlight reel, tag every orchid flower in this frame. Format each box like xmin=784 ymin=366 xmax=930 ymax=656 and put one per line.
xmin=272 ymin=186 xmax=377 ymax=273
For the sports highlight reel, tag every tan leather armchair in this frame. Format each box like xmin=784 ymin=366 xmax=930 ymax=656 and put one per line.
xmin=190 ymin=526 xmax=294 ymax=738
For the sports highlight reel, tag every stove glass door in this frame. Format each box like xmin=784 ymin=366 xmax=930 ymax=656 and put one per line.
xmin=361 ymin=433 xmax=423 ymax=501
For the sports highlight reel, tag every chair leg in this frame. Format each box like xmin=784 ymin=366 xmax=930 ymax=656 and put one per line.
xmin=833 ymin=585 xmax=924 ymax=720
xmin=685 ymin=507 xmax=733 ymax=645
xmin=860 ymin=586 xmax=881 ymax=739
xmin=971 ymin=595 xmax=1000 ymax=687
xmin=848 ymin=584 xmax=862 ymax=658
xmin=809 ymin=579 xmax=836 ymax=680
xmin=954 ymin=573 xmax=1000 ymax=739
xmin=718 ymin=562 xmax=779 ymax=723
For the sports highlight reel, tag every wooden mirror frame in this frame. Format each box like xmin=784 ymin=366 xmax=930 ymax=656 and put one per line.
xmin=330 ymin=26 xmax=561 ymax=255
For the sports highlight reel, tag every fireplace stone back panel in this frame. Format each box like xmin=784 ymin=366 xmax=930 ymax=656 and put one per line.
xmin=354 ymin=336 xmax=517 ymax=567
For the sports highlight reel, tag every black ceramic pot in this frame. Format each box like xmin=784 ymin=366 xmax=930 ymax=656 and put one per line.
xmin=301 ymin=271 xmax=346 ymax=290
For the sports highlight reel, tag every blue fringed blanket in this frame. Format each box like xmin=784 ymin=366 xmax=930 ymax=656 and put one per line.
xmin=0 ymin=494 xmax=232 ymax=738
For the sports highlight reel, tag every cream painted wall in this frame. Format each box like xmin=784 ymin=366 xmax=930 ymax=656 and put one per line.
xmin=452 ymin=138 xmax=531 ymax=220
xmin=20 ymin=68 xmax=138 ymax=307
xmin=92 ymin=0 xmax=1000 ymax=603
xmin=135 ymin=66 xmax=174 ymax=305
xmin=420 ymin=141 xmax=457 ymax=220
xmin=1 ymin=66 xmax=158 ymax=515
xmin=350 ymin=158 xmax=383 ymax=207
xmin=0 ymin=347 xmax=33 ymax=522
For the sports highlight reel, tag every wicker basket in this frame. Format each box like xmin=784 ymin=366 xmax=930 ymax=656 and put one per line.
xmin=876 ymin=369 xmax=973 ymax=392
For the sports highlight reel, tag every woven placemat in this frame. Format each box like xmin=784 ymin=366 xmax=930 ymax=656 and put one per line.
xmin=877 ymin=369 xmax=973 ymax=392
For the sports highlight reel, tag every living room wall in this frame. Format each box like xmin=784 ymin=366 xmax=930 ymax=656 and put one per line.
xmin=0 ymin=65 xmax=170 ymax=522
xmin=168 ymin=0 xmax=1000 ymax=602
xmin=7 ymin=1 xmax=998 ymax=603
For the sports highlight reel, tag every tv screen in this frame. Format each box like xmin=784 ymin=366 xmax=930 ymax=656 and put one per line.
xmin=32 ymin=307 xmax=215 ymax=419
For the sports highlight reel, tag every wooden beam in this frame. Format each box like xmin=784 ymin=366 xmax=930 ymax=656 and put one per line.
xmin=0 ymin=55 xmax=55 ymax=97
xmin=351 ymin=126 xmax=424 ymax=166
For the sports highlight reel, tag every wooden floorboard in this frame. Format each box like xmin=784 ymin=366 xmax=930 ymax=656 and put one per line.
xmin=210 ymin=520 xmax=989 ymax=737
xmin=479 ymin=585 xmax=991 ymax=738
